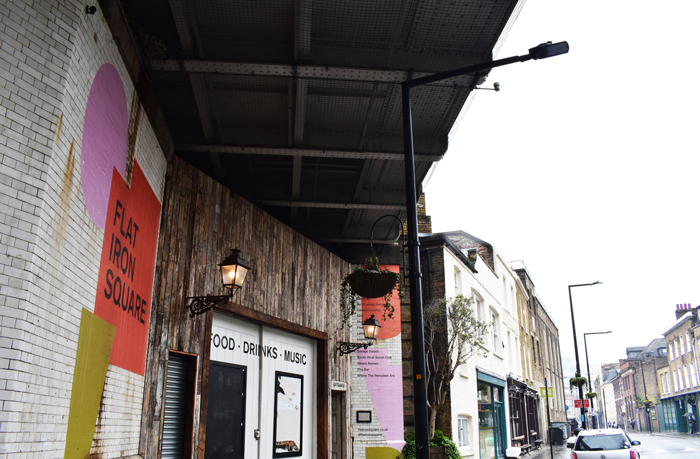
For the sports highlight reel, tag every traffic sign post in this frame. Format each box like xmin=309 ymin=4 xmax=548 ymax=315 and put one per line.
xmin=546 ymin=378 xmax=553 ymax=459
xmin=574 ymin=399 xmax=590 ymax=409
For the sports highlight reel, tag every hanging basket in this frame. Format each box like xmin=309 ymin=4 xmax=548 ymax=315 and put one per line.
xmin=569 ymin=376 xmax=588 ymax=390
xmin=348 ymin=270 xmax=398 ymax=298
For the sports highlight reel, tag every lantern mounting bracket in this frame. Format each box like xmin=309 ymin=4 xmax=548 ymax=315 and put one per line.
xmin=337 ymin=341 xmax=373 ymax=356
xmin=336 ymin=314 xmax=382 ymax=355
xmin=186 ymin=288 xmax=237 ymax=317
xmin=185 ymin=248 xmax=249 ymax=318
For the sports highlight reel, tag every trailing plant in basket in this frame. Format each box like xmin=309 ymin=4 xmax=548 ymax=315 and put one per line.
xmin=339 ymin=256 xmax=401 ymax=327
xmin=636 ymin=395 xmax=654 ymax=407
xmin=569 ymin=373 xmax=588 ymax=391
xmin=586 ymin=392 xmax=597 ymax=399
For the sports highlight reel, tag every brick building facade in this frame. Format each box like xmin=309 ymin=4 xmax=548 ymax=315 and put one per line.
xmin=658 ymin=304 xmax=700 ymax=433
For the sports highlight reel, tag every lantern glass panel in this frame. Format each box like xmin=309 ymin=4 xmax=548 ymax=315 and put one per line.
xmin=363 ymin=317 xmax=381 ymax=340
xmin=221 ymin=264 xmax=248 ymax=289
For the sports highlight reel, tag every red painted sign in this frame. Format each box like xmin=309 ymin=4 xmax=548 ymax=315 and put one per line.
xmin=94 ymin=162 xmax=161 ymax=375
xmin=574 ymin=399 xmax=590 ymax=408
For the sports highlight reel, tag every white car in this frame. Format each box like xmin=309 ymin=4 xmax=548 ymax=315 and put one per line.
xmin=568 ymin=428 xmax=641 ymax=459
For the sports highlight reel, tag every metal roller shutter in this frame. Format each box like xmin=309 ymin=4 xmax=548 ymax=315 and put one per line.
xmin=162 ymin=353 xmax=189 ymax=458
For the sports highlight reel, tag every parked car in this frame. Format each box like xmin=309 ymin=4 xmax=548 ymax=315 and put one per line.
xmin=568 ymin=428 xmax=641 ymax=459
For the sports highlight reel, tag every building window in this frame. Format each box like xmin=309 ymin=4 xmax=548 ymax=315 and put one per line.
xmin=677 ymin=339 xmax=682 ymax=358
xmin=681 ymin=337 xmax=686 ymax=355
xmin=674 ymin=369 xmax=680 ymax=391
xmin=492 ymin=311 xmax=500 ymax=352
xmin=454 ymin=267 xmax=462 ymax=297
xmin=661 ymin=374 xmax=666 ymax=394
xmin=687 ymin=333 xmax=692 ymax=355
xmin=474 ymin=294 xmax=485 ymax=336
xmin=692 ymin=363 xmax=698 ymax=387
xmin=458 ymin=416 xmax=470 ymax=447
xmin=669 ymin=343 xmax=674 ymax=360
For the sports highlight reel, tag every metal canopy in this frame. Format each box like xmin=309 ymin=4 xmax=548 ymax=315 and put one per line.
xmin=119 ymin=0 xmax=520 ymax=263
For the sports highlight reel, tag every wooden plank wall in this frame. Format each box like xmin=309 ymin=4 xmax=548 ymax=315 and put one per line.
xmin=140 ymin=155 xmax=350 ymax=458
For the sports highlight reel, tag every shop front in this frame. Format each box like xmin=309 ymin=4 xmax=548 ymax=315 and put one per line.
xmin=142 ymin=157 xmax=350 ymax=459
xmin=658 ymin=394 xmax=699 ymax=433
xmin=507 ymin=377 xmax=540 ymax=450
xmin=477 ymin=370 xmax=507 ymax=459
xmin=205 ymin=313 xmax=316 ymax=459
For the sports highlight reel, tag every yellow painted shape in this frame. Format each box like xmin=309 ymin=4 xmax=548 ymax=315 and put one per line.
xmin=64 ymin=309 xmax=116 ymax=459
xmin=367 ymin=446 xmax=402 ymax=459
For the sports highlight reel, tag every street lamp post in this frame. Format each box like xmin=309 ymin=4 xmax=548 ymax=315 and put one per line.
xmin=603 ymin=389 xmax=608 ymax=428
xmin=402 ymin=42 xmax=569 ymax=459
xmin=584 ymin=331 xmax=612 ymax=429
xmin=568 ymin=281 xmax=602 ymax=429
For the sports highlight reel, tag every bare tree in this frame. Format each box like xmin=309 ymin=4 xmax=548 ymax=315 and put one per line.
xmin=424 ymin=294 xmax=489 ymax=438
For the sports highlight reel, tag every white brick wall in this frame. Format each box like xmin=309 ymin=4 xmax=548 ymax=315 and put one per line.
xmin=349 ymin=306 xmax=404 ymax=459
xmin=0 ymin=1 xmax=166 ymax=457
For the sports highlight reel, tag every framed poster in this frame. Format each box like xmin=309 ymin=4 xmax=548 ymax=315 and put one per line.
xmin=273 ymin=372 xmax=304 ymax=457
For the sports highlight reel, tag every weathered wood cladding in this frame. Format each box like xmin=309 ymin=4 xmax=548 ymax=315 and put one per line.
xmin=140 ymin=155 xmax=350 ymax=458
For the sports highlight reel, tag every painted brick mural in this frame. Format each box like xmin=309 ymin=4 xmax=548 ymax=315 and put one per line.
xmin=0 ymin=1 xmax=166 ymax=457
xmin=350 ymin=265 xmax=405 ymax=459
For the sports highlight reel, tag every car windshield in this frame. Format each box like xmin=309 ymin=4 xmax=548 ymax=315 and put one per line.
xmin=575 ymin=434 xmax=630 ymax=451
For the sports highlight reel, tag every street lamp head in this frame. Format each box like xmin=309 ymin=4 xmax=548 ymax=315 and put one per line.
xmin=584 ymin=331 xmax=613 ymax=337
xmin=569 ymin=281 xmax=603 ymax=289
xmin=528 ymin=41 xmax=570 ymax=60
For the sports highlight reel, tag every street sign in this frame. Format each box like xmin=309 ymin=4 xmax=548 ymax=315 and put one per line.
xmin=574 ymin=400 xmax=590 ymax=408
xmin=540 ymin=387 xmax=554 ymax=398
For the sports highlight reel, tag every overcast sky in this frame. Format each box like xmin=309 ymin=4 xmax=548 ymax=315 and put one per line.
xmin=424 ymin=0 xmax=700 ymax=375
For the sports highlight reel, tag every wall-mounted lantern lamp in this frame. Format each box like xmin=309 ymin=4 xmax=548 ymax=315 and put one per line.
xmin=186 ymin=248 xmax=250 ymax=317
xmin=337 ymin=315 xmax=381 ymax=355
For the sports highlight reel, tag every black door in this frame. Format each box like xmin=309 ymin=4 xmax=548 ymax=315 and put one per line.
xmin=206 ymin=363 xmax=247 ymax=459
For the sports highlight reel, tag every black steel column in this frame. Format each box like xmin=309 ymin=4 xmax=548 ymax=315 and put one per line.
xmin=568 ymin=285 xmax=585 ymax=427
xmin=402 ymin=82 xmax=430 ymax=459
xmin=397 ymin=42 xmax=569 ymax=457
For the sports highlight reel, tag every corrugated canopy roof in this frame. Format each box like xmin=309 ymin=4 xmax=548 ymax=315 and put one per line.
xmin=117 ymin=0 xmax=521 ymax=262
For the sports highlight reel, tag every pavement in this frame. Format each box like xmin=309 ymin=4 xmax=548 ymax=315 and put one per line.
xmin=516 ymin=430 xmax=700 ymax=459
xmin=519 ymin=443 xmax=570 ymax=459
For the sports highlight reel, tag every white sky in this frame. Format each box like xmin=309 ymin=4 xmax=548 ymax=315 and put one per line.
xmin=424 ymin=0 xmax=700 ymax=374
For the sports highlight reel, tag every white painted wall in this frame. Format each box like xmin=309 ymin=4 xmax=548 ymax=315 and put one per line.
xmin=443 ymin=247 xmax=524 ymax=458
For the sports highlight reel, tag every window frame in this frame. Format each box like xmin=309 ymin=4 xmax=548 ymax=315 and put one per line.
xmin=457 ymin=416 xmax=470 ymax=447
xmin=491 ymin=310 xmax=500 ymax=354
xmin=454 ymin=266 xmax=462 ymax=297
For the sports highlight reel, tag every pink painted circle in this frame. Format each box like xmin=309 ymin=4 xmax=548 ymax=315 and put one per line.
xmin=81 ymin=63 xmax=128 ymax=229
